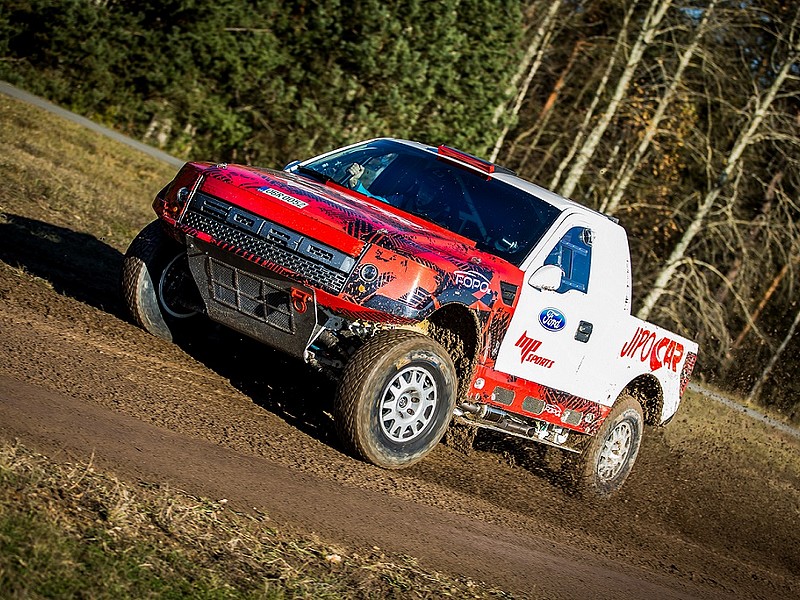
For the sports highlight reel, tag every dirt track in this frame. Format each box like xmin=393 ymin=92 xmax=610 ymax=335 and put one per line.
xmin=0 ymin=214 xmax=798 ymax=599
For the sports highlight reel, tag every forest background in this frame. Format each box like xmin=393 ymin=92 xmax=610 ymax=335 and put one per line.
xmin=1 ymin=0 xmax=798 ymax=422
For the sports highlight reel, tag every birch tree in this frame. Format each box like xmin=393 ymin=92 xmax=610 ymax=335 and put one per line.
xmin=506 ymin=39 xmax=586 ymax=172
xmin=548 ymin=0 xmax=639 ymax=191
xmin=489 ymin=0 xmax=563 ymax=162
xmin=636 ymin=6 xmax=800 ymax=321
xmin=557 ymin=0 xmax=673 ymax=199
xmin=599 ymin=0 xmax=717 ymax=214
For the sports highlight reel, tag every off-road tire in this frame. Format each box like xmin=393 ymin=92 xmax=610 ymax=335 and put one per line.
xmin=567 ymin=394 xmax=644 ymax=497
xmin=335 ymin=330 xmax=457 ymax=469
xmin=121 ymin=221 xmax=199 ymax=342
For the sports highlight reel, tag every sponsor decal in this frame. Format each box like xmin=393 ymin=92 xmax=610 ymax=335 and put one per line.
xmin=515 ymin=332 xmax=555 ymax=368
xmin=258 ymin=186 xmax=308 ymax=209
xmin=538 ymin=307 xmax=566 ymax=332
xmin=620 ymin=326 xmax=685 ymax=372
xmin=454 ymin=270 xmax=491 ymax=293
xmin=543 ymin=403 xmax=562 ymax=417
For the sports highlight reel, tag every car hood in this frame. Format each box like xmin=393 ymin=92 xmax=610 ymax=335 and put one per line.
xmin=197 ymin=162 xmax=511 ymax=275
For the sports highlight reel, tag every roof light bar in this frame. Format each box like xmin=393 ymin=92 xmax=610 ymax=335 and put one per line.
xmin=437 ymin=145 xmax=495 ymax=175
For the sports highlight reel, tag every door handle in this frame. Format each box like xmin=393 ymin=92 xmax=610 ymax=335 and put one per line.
xmin=575 ymin=321 xmax=593 ymax=343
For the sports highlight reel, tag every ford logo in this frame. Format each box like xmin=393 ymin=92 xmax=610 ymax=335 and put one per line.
xmin=539 ymin=308 xmax=566 ymax=332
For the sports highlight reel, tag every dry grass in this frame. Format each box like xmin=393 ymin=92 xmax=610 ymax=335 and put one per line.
xmin=0 ymin=95 xmax=175 ymax=251
xmin=0 ymin=440 xmax=511 ymax=599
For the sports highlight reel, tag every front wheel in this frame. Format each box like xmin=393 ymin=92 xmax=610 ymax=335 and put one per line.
xmin=567 ymin=394 xmax=644 ymax=497
xmin=334 ymin=330 xmax=457 ymax=469
xmin=121 ymin=221 xmax=201 ymax=342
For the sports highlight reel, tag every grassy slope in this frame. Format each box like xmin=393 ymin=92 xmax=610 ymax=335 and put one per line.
xmin=0 ymin=440 xmax=506 ymax=600
xmin=0 ymin=95 xmax=510 ymax=599
xmin=0 ymin=94 xmax=174 ymax=249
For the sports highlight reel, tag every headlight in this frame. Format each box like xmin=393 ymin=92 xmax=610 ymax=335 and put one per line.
xmin=360 ymin=263 xmax=379 ymax=282
xmin=176 ymin=186 xmax=190 ymax=206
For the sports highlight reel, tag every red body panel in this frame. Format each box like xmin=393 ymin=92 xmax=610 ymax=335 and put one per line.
xmin=469 ymin=364 xmax=611 ymax=436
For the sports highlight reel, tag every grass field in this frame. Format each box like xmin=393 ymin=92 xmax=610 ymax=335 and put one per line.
xmin=0 ymin=441 xmax=504 ymax=599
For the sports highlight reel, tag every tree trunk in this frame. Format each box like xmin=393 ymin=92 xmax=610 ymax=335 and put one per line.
xmin=636 ymin=20 xmax=800 ymax=321
xmin=509 ymin=39 xmax=586 ymax=171
xmin=489 ymin=0 xmax=562 ymax=163
xmin=558 ymin=0 xmax=673 ymax=200
xmin=600 ymin=0 xmax=715 ymax=215
xmin=549 ymin=1 xmax=638 ymax=192
xmin=726 ymin=260 xmax=792 ymax=360
xmin=748 ymin=304 xmax=800 ymax=402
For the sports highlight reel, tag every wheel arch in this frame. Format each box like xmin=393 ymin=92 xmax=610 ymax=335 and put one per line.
xmin=620 ymin=374 xmax=664 ymax=426
xmin=425 ymin=304 xmax=481 ymax=400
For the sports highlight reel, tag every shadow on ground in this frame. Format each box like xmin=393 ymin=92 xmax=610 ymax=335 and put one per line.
xmin=0 ymin=214 xmax=126 ymax=315
xmin=180 ymin=325 xmax=339 ymax=446
xmin=0 ymin=214 xmax=339 ymax=447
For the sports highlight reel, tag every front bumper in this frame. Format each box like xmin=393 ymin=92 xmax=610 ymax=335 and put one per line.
xmin=186 ymin=237 xmax=318 ymax=359
xmin=182 ymin=191 xmax=356 ymax=294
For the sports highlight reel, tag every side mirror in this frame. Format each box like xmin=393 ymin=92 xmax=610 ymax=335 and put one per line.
xmin=529 ymin=264 xmax=563 ymax=291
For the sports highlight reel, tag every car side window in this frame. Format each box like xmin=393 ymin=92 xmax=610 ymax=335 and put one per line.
xmin=544 ymin=227 xmax=593 ymax=293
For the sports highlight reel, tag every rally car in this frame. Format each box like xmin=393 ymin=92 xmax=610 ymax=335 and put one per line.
xmin=122 ymin=138 xmax=698 ymax=496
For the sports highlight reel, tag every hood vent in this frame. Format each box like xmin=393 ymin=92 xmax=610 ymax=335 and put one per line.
xmin=500 ymin=281 xmax=518 ymax=306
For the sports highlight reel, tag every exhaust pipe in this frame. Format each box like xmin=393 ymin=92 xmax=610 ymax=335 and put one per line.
xmin=459 ymin=400 xmax=504 ymax=422
xmin=458 ymin=401 xmax=536 ymax=437
xmin=504 ymin=421 xmax=537 ymax=436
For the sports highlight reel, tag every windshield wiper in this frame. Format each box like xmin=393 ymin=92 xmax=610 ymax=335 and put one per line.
xmin=297 ymin=165 xmax=331 ymax=184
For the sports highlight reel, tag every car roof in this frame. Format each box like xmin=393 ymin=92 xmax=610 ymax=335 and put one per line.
xmin=385 ymin=138 xmax=603 ymax=219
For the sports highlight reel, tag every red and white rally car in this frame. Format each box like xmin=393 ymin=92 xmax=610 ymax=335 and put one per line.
xmin=123 ymin=138 xmax=698 ymax=496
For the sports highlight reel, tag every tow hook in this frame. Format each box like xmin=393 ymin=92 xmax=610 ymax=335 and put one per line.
xmin=291 ymin=289 xmax=312 ymax=313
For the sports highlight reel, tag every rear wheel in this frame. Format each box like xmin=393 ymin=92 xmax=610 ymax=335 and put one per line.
xmin=335 ymin=330 xmax=457 ymax=468
xmin=121 ymin=221 xmax=201 ymax=342
xmin=567 ymin=394 xmax=644 ymax=497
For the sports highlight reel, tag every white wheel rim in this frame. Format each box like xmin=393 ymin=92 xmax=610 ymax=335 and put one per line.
xmin=596 ymin=420 xmax=634 ymax=482
xmin=158 ymin=254 xmax=197 ymax=319
xmin=380 ymin=366 xmax=438 ymax=442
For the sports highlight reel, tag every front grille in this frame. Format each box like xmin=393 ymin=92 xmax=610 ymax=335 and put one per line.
xmin=200 ymin=195 xmax=230 ymax=221
xmin=208 ymin=258 xmax=294 ymax=333
xmin=183 ymin=192 xmax=354 ymax=294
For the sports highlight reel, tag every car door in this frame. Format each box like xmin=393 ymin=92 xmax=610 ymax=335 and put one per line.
xmin=494 ymin=217 xmax=607 ymax=398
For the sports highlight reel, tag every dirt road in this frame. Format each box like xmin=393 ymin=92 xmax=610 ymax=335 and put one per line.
xmin=0 ymin=214 xmax=798 ymax=599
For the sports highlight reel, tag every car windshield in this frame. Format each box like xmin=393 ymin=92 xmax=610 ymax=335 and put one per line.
xmin=299 ymin=139 xmax=561 ymax=265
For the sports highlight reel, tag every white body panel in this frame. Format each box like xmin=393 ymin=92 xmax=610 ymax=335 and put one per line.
xmin=496 ymin=208 xmax=698 ymax=424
